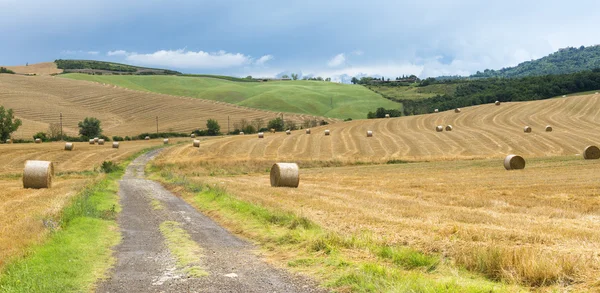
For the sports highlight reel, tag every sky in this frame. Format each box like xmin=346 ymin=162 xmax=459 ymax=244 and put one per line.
xmin=1 ymin=0 xmax=599 ymax=82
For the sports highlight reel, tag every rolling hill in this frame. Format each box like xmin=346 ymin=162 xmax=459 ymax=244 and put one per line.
xmin=170 ymin=92 xmax=600 ymax=162
xmin=0 ymin=74 xmax=332 ymax=139
xmin=60 ymin=73 xmax=402 ymax=120
xmin=3 ymin=62 xmax=63 ymax=76
xmin=471 ymin=45 xmax=600 ymax=78
xmin=153 ymin=92 xmax=600 ymax=291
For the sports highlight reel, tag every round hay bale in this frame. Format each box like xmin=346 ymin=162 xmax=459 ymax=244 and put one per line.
xmin=163 ymin=138 xmax=169 ymax=144
xmin=270 ymin=128 xmax=275 ymax=133
xmin=6 ymin=139 xmax=12 ymax=144
xmin=239 ymin=132 xmax=244 ymax=135
xmin=545 ymin=125 xmax=553 ymax=132
xmin=145 ymin=136 xmax=150 ymax=140
xmin=436 ymin=125 xmax=443 ymax=132
xmin=190 ymin=133 xmax=196 ymax=138
xmin=455 ymin=108 xmax=461 ymax=113
xmin=94 ymin=137 xmax=99 ymax=143
xmin=434 ymin=109 xmax=439 ymax=113
xmin=23 ymin=160 xmax=54 ymax=189
xmin=286 ymin=130 xmax=291 ymax=135
xmin=270 ymin=163 xmax=299 ymax=188
xmin=523 ymin=126 xmax=532 ymax=133
xmin=504 ymin=155 xmax=526 ymax=170
xmin=89 ymin=139 xmax=95 ymax=145
xmin=112 ymin=142 xmax=119 ymax=149
xmin=64 ymin=143 xmax=74 ymax=151
xmin=495 ymin=101 xmax=501 ymax=105
xmin=367 ymin=130 xmax=373 ymax=137
xmin=445 ymin=125 xmax=453 ymax=131
xmin=35 ymin=138 xmax=41 ymax=144
xmin=98 ymin=139 xmax=105 ymax=145
xmin=258 ymin=132 xmax=264 ymax=138
xmin=562 ymin=95 xmax=566 ymax=98
xmin=305 ymin=129 xmax=311 ymax=134
xmin=596 ymin=92 xmax=599 ymax=95
xmin=193 ymin=139 xmax=200 ymax=147
xmin=324 ymin=130 xmax=330 ymax=136
xmin=583 ymin=145 xmax=600 ymax=160
xmin=385 ymin=114 xmax=390 ymax=118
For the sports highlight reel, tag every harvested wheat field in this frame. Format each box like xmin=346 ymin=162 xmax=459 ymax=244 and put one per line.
xmin=0 ymin=74 xmax=332 ymax=139
xmin=3 ymin=62 xmax=63 ymax=76
xmin=166 ymin=93 xmax=600 ymax=164
xmin=0 ymin=138 xmax=191 ymax=266
xmin=152 ymin=94 xmax=600 ymax=291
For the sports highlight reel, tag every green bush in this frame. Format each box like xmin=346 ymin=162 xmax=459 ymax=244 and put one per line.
xmin=100 ymin=161 xmax=121 ymax=173
xmin=267 ymin=117 xmax=284 ymax=131
xmin=206 ymin=119 xmax=221 ymax=136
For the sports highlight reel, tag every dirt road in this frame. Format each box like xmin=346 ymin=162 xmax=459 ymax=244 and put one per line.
xmin=97 ymin=149 xmax=324 ymax=292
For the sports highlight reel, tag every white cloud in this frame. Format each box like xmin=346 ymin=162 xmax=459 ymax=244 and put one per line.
xmin=351 ymin=50 xmax=364 ymax=56
xmin=327 ymin=53 xmax=346 ymax=67
xmin=122 ymin=49 xmax=251 ymax=69
xmin=255 ymin=54 xmax=273 ymax=65
xmin=107 ymin=50 xmax=128 ymax=56
xmin=61 ymin=50 xmax=100 ymax=55
xmin=243 ymin=62 xmax=424 ymax=83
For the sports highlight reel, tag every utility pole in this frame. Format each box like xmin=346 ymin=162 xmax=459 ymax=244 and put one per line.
xmin=59 ymin=112 xmax=63 ymax=140
xmin=156 ymin=116 xmax=158 ymax=134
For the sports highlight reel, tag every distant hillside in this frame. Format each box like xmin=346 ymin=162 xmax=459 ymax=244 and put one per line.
xmin=471 ymin=45 xmax=600 ymax=78
xmin=55 ymin=59 xmax=181 ymax=75
xmin=60 ymin=73 xmax=401 ymax=119
xmin=2 ymin=62 xmax=62 ymax=75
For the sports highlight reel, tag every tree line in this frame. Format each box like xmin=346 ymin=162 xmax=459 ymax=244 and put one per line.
xmin=55 ymin=60 xmax=181 ymax=75
xmin=370 ymin=69 xmax=600 ymax=117
xmin=0 ymin=67 xmax=15 ymax=74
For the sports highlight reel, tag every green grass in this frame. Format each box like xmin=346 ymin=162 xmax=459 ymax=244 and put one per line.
xmin=159 ymin=221 xmax=208 ymax=278
xmin=0 ymin=172 xmax=122 ymax=293
xmin=0 ymin=146 xmax=169 ymax=292
xmin=60 ymin=74 xmax=401 ymax=119
xmin=149 ymin=168 xmax=520 ymax=292
xmin=366 ymin=83 xmax=458 ymax=101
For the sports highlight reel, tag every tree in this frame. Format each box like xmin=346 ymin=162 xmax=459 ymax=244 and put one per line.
xmin=284 ymin=120 xmax=297 ymax=130
xmin=251 ymin=118 xmax=265 ymax=131
xmin=206 ymin=119 xmax=221 ymax=136
xmin=267 ymin=117 xmax=284 ymax=131
xmin=291 ymin=73 xmax=299 ymax=80
xmin=33 ymin=132 xmax=48 ymax=141
xmin=245 ymin=75 xmax=253 ymax=79
xmin=0 ymin=106 xmax=22 ymax=141
xmin=281 ymin=75 xmax=289 ymax=79
xmin=351 ymin=77 xmax=358 ymax=84
xmin=78 ymin=117 xmax=102 ymax=138
xmin=325 ymin=77 xmax=331 ymax=82
xmin=48 ymin=123 xmax=61 ymax=140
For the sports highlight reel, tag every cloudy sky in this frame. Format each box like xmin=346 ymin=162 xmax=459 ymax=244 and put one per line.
xmin=1 ymin=0 xmax=599 ymax=80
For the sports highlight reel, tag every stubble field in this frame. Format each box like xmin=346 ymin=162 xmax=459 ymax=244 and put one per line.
xmin=0 ymin=138 xmax=192 ymax=267
xmin=152 ymin=93 xmax=600 ymax=291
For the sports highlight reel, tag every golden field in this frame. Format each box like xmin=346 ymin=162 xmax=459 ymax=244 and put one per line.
xmin=152 ymin=93 xmax=600 ymax=290
xmin=168 ymin=92 xmax=600 ymax=163
xmin=3 ymin=62 xmax=63 ymax=76
xmin=0 ymin=138 xmax=191 ymax=266
xmin=0 ymin=74 xmax=332 ymax=139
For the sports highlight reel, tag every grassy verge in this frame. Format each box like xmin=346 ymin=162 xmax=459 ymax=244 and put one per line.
xmin=159 ymin=221 xmax=208 ymax=278
xmin=0 ymin=145 xmax=168 ymax=292
xmin=0 ymin=171 xmax=122 ymax=293
xmin=149 ymin=168 xmax=521 ymax=292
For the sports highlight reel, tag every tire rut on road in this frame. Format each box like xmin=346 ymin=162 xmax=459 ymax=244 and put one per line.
xmin=97 ymin=149 xmax=325 ymax=293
